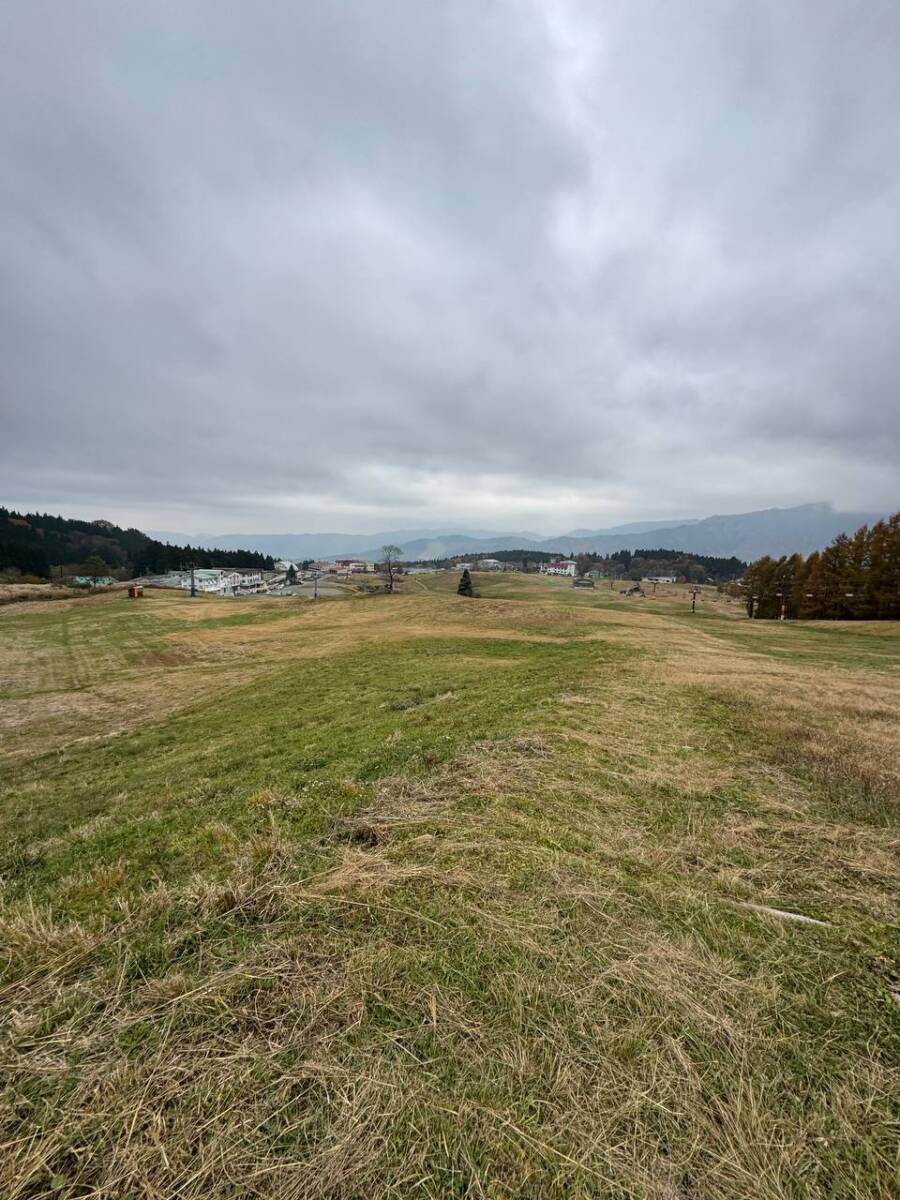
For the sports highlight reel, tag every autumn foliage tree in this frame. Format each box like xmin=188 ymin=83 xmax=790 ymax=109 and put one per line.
xmin=741 ymin=514 xmax=899 ymax=620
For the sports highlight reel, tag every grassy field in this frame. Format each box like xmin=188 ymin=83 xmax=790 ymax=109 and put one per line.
xmin=1 ymin=576 xmax=897 ymax=1199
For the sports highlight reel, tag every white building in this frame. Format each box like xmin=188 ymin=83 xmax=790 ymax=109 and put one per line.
xmin=646 ymin=575 xmax=677 ymax=584
xmin=334 ymin=558 xmax=372 ymax=573
xmin=173 ymin=568 xmax=265 ymax=595
xmin=140 ymin=569 xmax=266 ymax=595
xmin=191 ymin=569 xmax=240 ymax=594
xmin=541 ymin=560 xmax=577 ymax=577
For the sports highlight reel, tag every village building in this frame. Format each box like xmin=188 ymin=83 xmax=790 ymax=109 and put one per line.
xmin=540 ymin=560 xmax=577 ymax=577
xmin=334 ymin=558 xmax=372 ymax=573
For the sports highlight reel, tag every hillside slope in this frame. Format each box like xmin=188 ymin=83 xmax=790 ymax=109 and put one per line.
xmin=0 ymin=508 xmax=274 ymax=577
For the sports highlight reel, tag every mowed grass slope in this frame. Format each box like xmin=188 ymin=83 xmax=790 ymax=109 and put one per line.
xmin=0 ymin=579 xmax=898 ymax=1199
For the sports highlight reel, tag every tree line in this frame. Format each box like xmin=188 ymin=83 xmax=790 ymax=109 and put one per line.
xmin=740 ymin=513 xmax=899 ymax=620
xmin=420 ymin=546 xmax=745 ymax=582
xmin=571 ymin=549 xmax=743 ymax=582
xmin=0 ymin=508 xmax=274 ymax=579
xmin=603 ymin=549 xmax=745 ymax=583
xmin=425 ymin=549 xmax=561 ymax=568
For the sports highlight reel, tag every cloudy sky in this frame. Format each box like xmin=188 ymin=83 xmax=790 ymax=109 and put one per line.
xmin=2 ymin=1 xmax=898 ymax=535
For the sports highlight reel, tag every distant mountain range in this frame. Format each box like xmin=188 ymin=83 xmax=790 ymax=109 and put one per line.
xmin=149 ymin=503 xmax=892 ymax=563
xmin=145 ymin=526 xmax=544 ymax=561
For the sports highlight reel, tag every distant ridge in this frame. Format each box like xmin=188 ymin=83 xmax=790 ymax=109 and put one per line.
xmin=561 ymin=519 xmax=700 ymax=537
xmin=149 ymin=503 xmax=892 ymax=563
xmin=146 ymin=527 xmax=543 ymax=560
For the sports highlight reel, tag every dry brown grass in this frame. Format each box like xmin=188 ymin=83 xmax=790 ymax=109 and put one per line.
xmin=663 ymin=645 xmax=900 ymax=824
xmin=0 ymin=582 xmax=127 ymax=610
xmin=0 ymin=665 xmax=268 ymax=763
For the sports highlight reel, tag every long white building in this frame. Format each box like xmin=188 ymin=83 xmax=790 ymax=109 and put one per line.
xmin=144 ymin=568 xmax=265 ymax=595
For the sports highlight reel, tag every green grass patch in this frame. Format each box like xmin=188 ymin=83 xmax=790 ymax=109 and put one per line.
xmin=0 ymin=588 xmax=897 ymax=1199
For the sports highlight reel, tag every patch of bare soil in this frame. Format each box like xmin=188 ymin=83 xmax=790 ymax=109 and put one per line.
xmin=140 ymin=651 xmax=192 ymax=668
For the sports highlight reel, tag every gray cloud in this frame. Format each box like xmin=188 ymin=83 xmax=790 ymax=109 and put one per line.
xmin=2 ymin=0 xmax=898 ymax=534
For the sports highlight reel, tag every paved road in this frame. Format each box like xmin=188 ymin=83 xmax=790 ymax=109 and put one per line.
xmin=274 ymin=580 xmax=350 ymax=598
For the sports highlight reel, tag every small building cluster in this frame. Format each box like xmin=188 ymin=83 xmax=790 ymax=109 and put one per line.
xmin=453 ymin=558 xmax=515 ymax=572
xmin=141 ymin=567 xmax=268 ymax=595
xmin=70 ymin=575 xmax=118 ymax=588
xmin=275 ymin=558 xmax=374 ymax=575
xmin=321 ymin=559 xmax=373 ymax=575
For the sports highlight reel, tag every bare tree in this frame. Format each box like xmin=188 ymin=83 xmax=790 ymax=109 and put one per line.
xmin=380 ymin=544 xmax=402 ymax=592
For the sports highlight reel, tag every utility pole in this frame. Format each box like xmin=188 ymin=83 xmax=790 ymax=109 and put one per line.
xmin=190 ymin=561 xmax=196 ymax=598
xmin=313 ymin=570 xmax=318 ymax=601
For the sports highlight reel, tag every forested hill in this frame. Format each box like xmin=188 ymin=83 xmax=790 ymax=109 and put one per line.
xmin=0 ymin=508 xmax=275 ymax=578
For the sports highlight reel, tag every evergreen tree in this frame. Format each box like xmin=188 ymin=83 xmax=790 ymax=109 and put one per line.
xmin=0 ymin=540 xmax=49 ymax=577
xmin=79 ymin=554 xmax=111 ymax=583
xmin=457 ymin=569 xmax=474 ymax=597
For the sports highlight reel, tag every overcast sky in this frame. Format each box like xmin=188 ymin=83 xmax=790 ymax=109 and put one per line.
xmin=2 ymin=1 xmax=898 ymax=535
